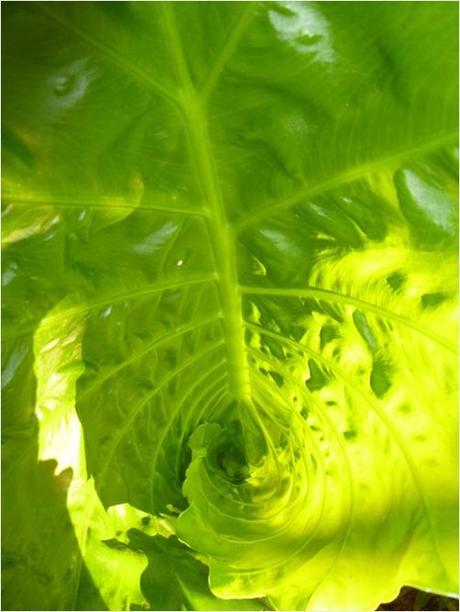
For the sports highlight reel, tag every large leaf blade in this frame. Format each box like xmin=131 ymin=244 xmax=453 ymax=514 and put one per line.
xmin=2 ymin=2 xmax=458 ymax=610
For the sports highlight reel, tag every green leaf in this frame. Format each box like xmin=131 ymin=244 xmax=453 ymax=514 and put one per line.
xmin=126 ymin=530 xmax=267 ymax=611
xmin=2 ymin=2 xmax=458 ymax=611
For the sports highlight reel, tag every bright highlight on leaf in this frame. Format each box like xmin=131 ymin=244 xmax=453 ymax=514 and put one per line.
xmin=2 ymin=2 xmax=458 ymax=611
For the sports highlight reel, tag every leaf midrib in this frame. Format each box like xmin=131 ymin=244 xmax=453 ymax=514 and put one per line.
xmin=162 ymin=4 xmax=251 ymax=403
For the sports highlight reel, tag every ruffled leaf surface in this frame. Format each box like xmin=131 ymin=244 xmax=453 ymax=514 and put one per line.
xmin=2 ymin=2 xmax=458 ymax=610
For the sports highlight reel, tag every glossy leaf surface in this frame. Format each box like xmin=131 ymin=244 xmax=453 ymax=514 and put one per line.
xmin=2 ymin=2 xmax=458 ymax=610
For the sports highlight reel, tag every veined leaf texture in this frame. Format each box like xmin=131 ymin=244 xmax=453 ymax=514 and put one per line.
xmin=2 ymin=2 xmax=458 ymax=611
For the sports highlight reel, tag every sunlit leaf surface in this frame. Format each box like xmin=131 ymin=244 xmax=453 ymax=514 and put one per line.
xmin=2 ymin=2 xmax=458 ymax=610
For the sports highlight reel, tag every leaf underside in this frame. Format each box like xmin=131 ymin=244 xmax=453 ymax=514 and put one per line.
xmin=2 ymin=2 xmax=458 ymax=611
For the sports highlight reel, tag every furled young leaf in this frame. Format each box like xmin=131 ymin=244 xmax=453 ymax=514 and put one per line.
xmin=2 ymin=2 xmax=458 ymax=611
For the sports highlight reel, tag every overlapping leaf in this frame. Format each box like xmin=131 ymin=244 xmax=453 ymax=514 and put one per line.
xmin=2 ymin=2 xmax=458 ymax=610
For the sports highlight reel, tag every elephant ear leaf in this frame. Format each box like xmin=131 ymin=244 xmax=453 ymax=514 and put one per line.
xmin=2 ymin=2 xmax=458 ymax=611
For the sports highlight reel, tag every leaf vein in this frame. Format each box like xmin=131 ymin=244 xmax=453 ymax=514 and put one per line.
xmin=235 ymin=132 xmax=457 ymax=232
xmin=3 ymin=275 xmax=216 ymax=342
xmin=37 ymin=2 xmax=178 ymax=106
xmin=240 ymin=285 xmax=456 ymax=352
xmin=199 ymin=2 xmax=256 ymax=102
